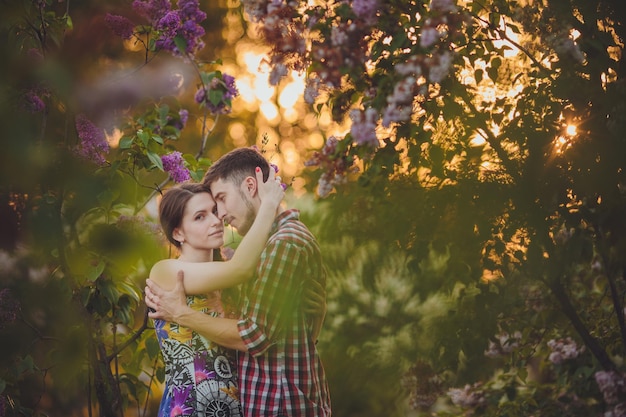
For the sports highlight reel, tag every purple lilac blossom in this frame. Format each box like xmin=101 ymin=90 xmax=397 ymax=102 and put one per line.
xmin=23 ymin=91 xmax=46 ymax=113
xmin=153 ymin=0 xmax=206 ymax=57
xmin=104 ymin=14 xmax=135 ymax=40
xmin=420 ymin=26 xmax=440 ymax=48
xmin=161 ymin=151 xmax=191 ymax=183
xmin=74 ymin=114 xmax=109 ymax=166
xmin=194 ymin=73 xmax=239 ymax=114
xmin=352 ymin=0 xmax=378 ymax=23
xmin=350 ymin=108 xmax=379 ymax=147
xmin=132 ymin=0 xmax=171 ymax=23
xmin=595 ymin=370 xmax=626 ymax=405
xmin=430 ymin=0 xmax=457 ymax=13
xmin=179 ymin=109 xmax=189 ymax=127
xmin=156 ymin=11 xmax=181 ymax=40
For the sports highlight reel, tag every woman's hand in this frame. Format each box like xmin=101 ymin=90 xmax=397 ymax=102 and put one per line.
xmin=256 ymin=166 xmax=285 ymax=209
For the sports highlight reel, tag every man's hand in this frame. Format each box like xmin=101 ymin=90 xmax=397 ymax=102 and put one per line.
xmin=302 ymin=278 xmax=326 ymax=316
xmin=145 ymin=270 xmax=189 ymax=323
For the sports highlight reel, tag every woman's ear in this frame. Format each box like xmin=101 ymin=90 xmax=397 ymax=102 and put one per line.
xmin=172 ymin=227 xmax=184 ymax=244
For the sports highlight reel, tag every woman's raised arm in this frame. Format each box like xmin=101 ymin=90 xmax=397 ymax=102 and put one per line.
xmin=150 ymin=167 xmax=284 ymax=294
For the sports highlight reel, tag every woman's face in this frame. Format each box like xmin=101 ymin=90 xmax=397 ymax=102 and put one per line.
xmin=174 ymin=192 xmax=224 ymax=250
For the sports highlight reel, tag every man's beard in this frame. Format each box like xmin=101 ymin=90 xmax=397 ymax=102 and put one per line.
xmin=236 ymin=190 xmax=257 ymax=236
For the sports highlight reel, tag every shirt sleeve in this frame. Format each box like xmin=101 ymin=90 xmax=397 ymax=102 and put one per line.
xmin=237 ymin=237 xmax=302 ymax=357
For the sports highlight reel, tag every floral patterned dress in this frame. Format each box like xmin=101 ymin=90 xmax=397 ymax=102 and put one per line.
xmin=154 ymin=291 xmax=242 ymax=417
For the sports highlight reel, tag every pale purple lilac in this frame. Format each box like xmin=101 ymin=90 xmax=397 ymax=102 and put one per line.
xmin=352 ymin=0 xmax=378 ymax=23
xmin=350 ymin=108 xmax=379 ymax=147
xmin=430 ymin=0 xmax=457 ymax=13
xmin=595 ymin=370 xmax=626 ymax=405
xmin=420 ymin=26 xmax=440 ymax=48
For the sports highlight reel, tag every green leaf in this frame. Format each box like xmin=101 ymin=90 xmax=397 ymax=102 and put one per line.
xmin=147 ymin=151 xmax=164 ymax=170
xmin=209 ymin=89 xmax=223 ymax=106
xmin=138 ymin=129 xmax=151 ymax=147
xmin=86 ymin=260 xmax=105 ymax=282
xmin=152 ymin=135 xmax=164 ymax=145
xmin=119 ymin=136 xmax=133 ymax=149
xmin=475 ymin=68 xmax=483 ymax=84
xmin=64 ymin=14 xmax=73 ymax=30
xmin=173 ymin=35 xmax=188 ymax=54
xmin=146 ymin=336 xmax=160 ymax=359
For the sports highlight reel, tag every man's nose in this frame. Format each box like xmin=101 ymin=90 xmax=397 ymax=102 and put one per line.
xmin=216 ymin=204 xmax=227 ymax=220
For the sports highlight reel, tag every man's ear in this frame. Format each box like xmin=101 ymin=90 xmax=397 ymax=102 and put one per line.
xmin=243 ymin=176 xmax=258 ymax=197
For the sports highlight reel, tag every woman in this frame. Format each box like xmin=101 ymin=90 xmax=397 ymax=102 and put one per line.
xmin=150 ymin=167 xmax=284 ymax=416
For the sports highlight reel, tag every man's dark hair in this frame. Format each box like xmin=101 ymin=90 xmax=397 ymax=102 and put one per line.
xmin=203 ymin=147 xmax=270 ymax=188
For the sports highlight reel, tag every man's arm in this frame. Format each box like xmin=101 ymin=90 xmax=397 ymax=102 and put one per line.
xmin=145 ymin=271 xmax=248 ymax=352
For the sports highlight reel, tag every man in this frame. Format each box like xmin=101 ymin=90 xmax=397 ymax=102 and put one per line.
xmin=146 ymin=147 xmax=332 ymax=417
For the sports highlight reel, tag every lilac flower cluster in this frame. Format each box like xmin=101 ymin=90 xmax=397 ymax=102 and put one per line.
xmin=178 ymin=108 xmax=189 ymax=127
xmin=352 ymin=0 xmax=379 ymax=24
xmin=550 ymin=32 xmax=585 ymax=64
xmin=401 ymin=361 xmax=443 ymax=410
xmin=155 ymin=0 xmax=207 ymax=57
xmin=448 ymin=383 xmax=486 ymax=408
xmin=104 ymin=13 xmax=135 ymax=40
xmin=305 ymin=136 xmax=354 ymax=198
xmin=595 ymin=370 xmax=626 ymax=406
xmin=132 ymin=0 xmax=172 ymax=22
xmin=128 ymin=0 xmax=206 ymax=57
xmin=310 ymin=20 xmax=369 ymax=89
xmin=116 ymin=215 xmax=162 ymax=238
xmin=484 ymin=330 xmax=522 ymax=358
xmin=74 ymin=114 xmax=109 ymax=166
xmin=0 ymin=288 xmax=20 ymax=330
xmin=547 ymin=337 xmax=583 ymax=365
xmin=350 ymin=108 xmax=379 ymax=147
xmin=240 ymin=0 xmax=310 ymax=86
xmin=166 ymin=108 xmax=190 ymax=131
xmin=194 ymin=74 xmax=239 ymax=114
xmin=304 ymin=76 xmax=321 ymax=104
xmin=23 ymin=90 xmax=46 ymax=113
xmin=382 ymin=77 xmax=418 ymax=127
xmin=430 ymin=0 xmax=458 ymax=13
xmin=161 ymin=151 xmax=191 ymax=183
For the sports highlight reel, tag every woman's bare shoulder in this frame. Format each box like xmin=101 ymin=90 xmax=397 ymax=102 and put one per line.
xmin=149 ymin=259 xmax=178 ymax=289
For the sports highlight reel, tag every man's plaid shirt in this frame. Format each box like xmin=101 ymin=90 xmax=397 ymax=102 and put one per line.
xmin=236 ymin=209 xmax=331 ymax=417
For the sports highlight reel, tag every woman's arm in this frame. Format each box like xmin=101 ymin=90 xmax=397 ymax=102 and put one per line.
xmin=150 ymin=167 xmax=283 ymax=294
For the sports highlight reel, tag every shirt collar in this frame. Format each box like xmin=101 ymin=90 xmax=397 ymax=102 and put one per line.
xmin=271 ymin=209 xmax=300 ymax=233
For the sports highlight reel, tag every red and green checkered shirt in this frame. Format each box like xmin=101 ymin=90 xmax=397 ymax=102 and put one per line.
xmin=236 ymin=209 xmax=331 ymax=417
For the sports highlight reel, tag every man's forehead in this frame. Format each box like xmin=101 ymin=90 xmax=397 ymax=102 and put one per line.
xmin=209 ymin=178 xmax=232 ymax=194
